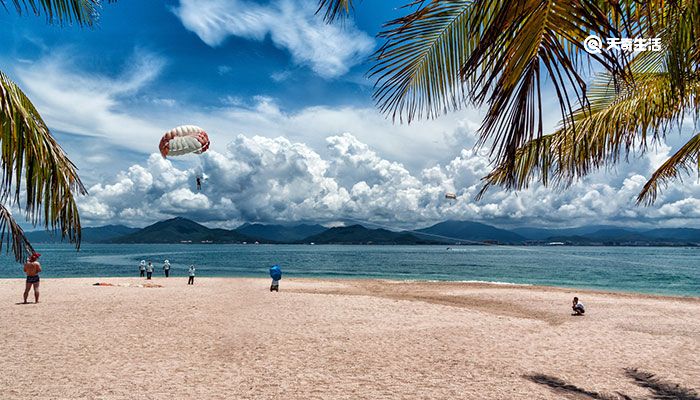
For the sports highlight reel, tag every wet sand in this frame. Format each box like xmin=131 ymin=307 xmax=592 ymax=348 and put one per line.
xmin=0 ymin=278 xmax=698 ymax=399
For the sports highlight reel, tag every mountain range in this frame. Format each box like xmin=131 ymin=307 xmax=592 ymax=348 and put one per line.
xmin=24 ymin=218 xmax=700 ymax=246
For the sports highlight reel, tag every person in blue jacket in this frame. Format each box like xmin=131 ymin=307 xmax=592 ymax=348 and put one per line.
xmin=269 ymin=265 xmax=282 ymax=292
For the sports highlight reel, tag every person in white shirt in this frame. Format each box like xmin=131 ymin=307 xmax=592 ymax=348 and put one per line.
xmin=146 ymin=261 xmax=154 ymax=280
xmin=188 ymin=265 xmax=195 ymax=285
xmin=572 ymin=297 xmax=585 ymax=315
xmin=139 ymin=260 xmax=146 ymax=277
xmin=163 ymin=260 xmax=171 ymax=277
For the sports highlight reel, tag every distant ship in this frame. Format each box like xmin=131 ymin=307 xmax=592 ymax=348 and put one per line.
xmin=547 ymin=242 xmax=565 ymax=246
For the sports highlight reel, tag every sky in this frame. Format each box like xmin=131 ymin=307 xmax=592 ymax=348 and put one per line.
xmin=1 ymin=0 xmax=699 ymax=230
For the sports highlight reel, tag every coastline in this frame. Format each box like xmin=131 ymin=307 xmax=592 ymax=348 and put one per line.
xmin=1 ymin=277 xmax=698 ymax=399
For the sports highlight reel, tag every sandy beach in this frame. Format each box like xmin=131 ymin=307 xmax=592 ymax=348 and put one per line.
xmin=0 ymin=278 xmax=697 ymax=399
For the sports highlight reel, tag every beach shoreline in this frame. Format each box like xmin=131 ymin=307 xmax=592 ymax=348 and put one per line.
xmin=1 ymin=277 xmax=698 ymax=399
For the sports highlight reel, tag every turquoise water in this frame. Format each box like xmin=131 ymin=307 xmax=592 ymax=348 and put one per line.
xmin=1 ymin=244 xmax=698 ymax=296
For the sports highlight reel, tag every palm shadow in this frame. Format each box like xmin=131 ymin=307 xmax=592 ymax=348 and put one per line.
xmin=525 ymin=368 xmax=699 ymax=400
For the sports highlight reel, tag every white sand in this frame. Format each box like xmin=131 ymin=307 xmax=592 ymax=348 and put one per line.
xmin=0 ymin=278 xmax=698 ymax=399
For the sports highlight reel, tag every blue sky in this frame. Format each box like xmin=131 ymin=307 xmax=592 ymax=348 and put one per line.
xmin=2 ymin=0 xmax=700 ymax=229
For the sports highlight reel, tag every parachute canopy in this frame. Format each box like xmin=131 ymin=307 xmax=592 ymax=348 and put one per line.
xmin=445 ymin=192 xmax=457 ymax=200
xmin=159 ymin=125 xmax=210 ymax=158
xmin=269 ymin=265 xmax=282 ymax=281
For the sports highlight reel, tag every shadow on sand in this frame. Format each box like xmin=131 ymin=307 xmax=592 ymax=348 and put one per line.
xmin=525 ymin=368 xmax=699 ymax=400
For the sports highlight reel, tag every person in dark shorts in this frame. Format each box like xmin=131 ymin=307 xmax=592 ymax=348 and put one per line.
xmin=23 ymin=253 xmax=42 ymax=304
xmin=572 ymin=297 xmax=585 ymax=315
xmin=139 ymin=260 xmax=146 ymax=277
xmin=163 ymin=259 xmax=171 ymax=277
xmin=146 ymin=261 xmax=154 ymax=280
xmin=188 ymin=265 xmax=195 ymax=285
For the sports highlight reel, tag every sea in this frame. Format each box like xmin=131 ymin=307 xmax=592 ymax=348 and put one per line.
xmin=0 ymin=244 xmax=698 ymax=297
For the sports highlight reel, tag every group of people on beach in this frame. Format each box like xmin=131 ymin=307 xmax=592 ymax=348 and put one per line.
xmin=139 ymin=259 xmax=196 ymax=284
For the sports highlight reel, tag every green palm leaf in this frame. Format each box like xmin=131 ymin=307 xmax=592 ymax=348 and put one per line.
xmin=1 ymin=71 xmax=86 ymax=261
xmin=637 ymin=132 xmax=700 ymax=205
xmin=0 ymin=203 xmax=34 ymax=262
xmin=316 ymin=0 xmax=354 ymax=23
xmin=0 ymin=0 xmax=116 ymax=26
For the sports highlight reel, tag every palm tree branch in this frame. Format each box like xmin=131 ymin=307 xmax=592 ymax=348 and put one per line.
xmin=0 ymin=204 xmax=34 ymax=262
xmin=316 ymin=0 xmax=354 ymax=23
xmin=0 ymin=0 xmax=116 ymax=26
xmin=0 ymin=71 xmax=86 ymax=254
xmin=637 ymin=132 xmax=700 ymax=205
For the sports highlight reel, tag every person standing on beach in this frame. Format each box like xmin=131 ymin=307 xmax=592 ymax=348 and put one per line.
xmin=146 ymin=261 xmax=154 ymax=280
xmin=23 ymin=253 xmax=42 ymax=304
xmin=163 ymin=259 xmax=171 ymax=277
xmin=139 ymin=260 xmax=146 ymax=277
xmin=188 ymin=265 xmax=195 ymax=285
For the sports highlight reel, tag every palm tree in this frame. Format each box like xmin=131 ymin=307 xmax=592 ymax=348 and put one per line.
xmin=318 ymin=0 xmax=700 ymax=205
xmin=0 ymin=0 xmax=114 ymax=261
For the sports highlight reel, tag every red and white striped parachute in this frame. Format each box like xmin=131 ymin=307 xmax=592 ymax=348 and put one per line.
xmin=159 ymin=125 xmax=210 ymax=158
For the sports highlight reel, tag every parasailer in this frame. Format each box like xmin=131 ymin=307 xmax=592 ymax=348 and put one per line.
xmin=159 ymin=125 xmax=210 ymax=190
xmin=159 ymin=125 xmax=210 ymax=158
xmin=445 ymin=192 xmax=457 ymax=200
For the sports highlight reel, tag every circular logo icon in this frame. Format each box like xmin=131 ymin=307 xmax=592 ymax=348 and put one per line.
xmin=584 ymin=35 xmax=603 ymax=54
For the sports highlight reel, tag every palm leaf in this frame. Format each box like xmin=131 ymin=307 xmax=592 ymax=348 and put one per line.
xmin=0 ymin=0 xmax=116 ymax=26
xmin=370 ymin=0 xmax=477 ymax=122
xmin=637 ymin=132 xmax=700 ymax=205
xmin=316 ymin=0 xmax=354 ymax=23
xmin=0 ymin=204 xmax=34 ymax=262
xmin=0 ymin=70 xmax=87 ymax=259
xmin=478 ymin=69 xmax=697 ymax=198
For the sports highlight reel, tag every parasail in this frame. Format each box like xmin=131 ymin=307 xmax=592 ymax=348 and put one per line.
xmin=445 ymin=192 xmax=457 ymax=200
xmin=159 ymin=125 xmax=210 ymax=158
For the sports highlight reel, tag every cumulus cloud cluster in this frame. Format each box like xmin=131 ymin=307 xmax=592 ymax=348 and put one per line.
xmin=173 ymin=0 xmax=374 ymax=78
xmin=77 ymin=133 xmax=700 ymax=229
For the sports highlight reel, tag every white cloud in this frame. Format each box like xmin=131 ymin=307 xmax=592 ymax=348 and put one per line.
xmin=173 ymin=0 xmax=374 ymax=78
xmin=77 ymin=134 xmax=700 ymax=229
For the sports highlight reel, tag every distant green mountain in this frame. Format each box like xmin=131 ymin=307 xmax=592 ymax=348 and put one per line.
xmin=512 ymin=225 xmax=640 ymax=240
xmin=301 ymin=225 xmax=449 ymax=244
xmin=235 ymin=223 xmax=326 ymax=242
xmin=415 ymin=220 xmax=526 ymax=244
xmin=108 ymin=217 xmax=260 ymax=244
xmin=26 ymin=225 xmax=139 ymax=243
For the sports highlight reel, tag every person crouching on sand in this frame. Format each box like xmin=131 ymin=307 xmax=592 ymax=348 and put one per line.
xmin=572 ymin=297 xmax=585 ymax=315
xmin=23 ymin=252 xmax=42 ymax=304
xmin=188 ymin=265 xmax=195 ymax=285
xmin=139 ymin=260 xmax=146 ymax=277
xmin=163 ymin=259 xmax=171 ymax=277
xmin=146 ymin=261 xmax=154 ymax=280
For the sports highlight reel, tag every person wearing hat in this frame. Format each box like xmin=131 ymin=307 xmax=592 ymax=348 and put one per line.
xmin=23 ymin=252 xmax=42 ymax=304
xmin=163 ymin=259 xmax=171 ymax=277
xmin=139 ymin=260 xmax=146 ymax=277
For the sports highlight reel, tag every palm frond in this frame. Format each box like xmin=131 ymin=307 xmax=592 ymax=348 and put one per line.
xmin=462 ymin=0 xmax=630 ymax=166
xmin=478 ymin=69 xmax=697 ymax=199
xmin=316 ymin=0 xmax=353 ymax=23
xmin=0 ymin=70 xmax=87 ymax=259
xmin=370 ymin=0 xmax=477 ymax=122
xmin=0 ymin=0 xmax=116 ymax=26
xmin=637 ymin=132 xmax=700 ymax=205
xmin=0 ymin=204 xmax=34 ymax=262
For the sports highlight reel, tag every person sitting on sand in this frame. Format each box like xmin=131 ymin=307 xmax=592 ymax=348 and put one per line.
xmin=139 ymin=260 xmax=146 ymax=277
xmin=163 ymin=259 xmax=171 ymax=278
xmin=23 ymin=253 xmax=42 ymax=304
xmin=572 ymin=297 xmax=585 ymax=315
xmin=188 ymin=265 xmax=195 ymax=285
xmin=146 ymin=261 xmax=154 ymax=280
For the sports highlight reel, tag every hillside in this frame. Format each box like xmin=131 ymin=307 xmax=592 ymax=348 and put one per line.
xmin=235 ymin=223 xmax=326 ymax=242
xmin=415 ymin=220 xmax=526 ymax=244
xmin=301 ymin=225 xmax=449 ymax=244
xmin=108 ymin=217 xmax=259 ymax=244
xmin=26 ymin=225 xmax=139 ymax=243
